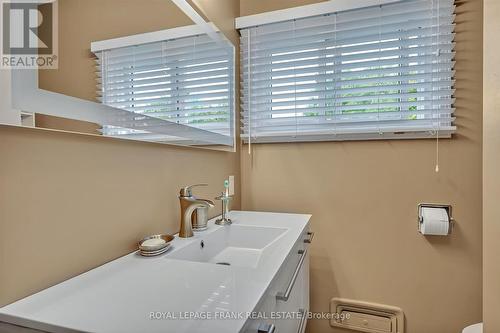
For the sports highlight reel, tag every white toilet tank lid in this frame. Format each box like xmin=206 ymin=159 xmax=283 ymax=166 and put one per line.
xmin=462 ymin=323 xmax=483 ymax=333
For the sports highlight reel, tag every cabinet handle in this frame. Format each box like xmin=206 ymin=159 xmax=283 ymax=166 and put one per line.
xmin=304 ymin=231 xmax=314 ymax=243
xmin=276 ymin=248 xmax=308 ymax=301
xmin=297 ymin=308 xmax=307 ymax=333
xmin=257 ymin=323 xmax=276 ymax=333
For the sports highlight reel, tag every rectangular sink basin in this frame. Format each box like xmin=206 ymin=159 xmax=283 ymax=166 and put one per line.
xmin=168 ymin=225 xmax=288 ymax=268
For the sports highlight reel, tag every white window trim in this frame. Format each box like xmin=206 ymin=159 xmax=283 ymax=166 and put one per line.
xmin=91 ymin=23 xmax=220 ymax=52
xmin=235 ymin=0 xmax=404 ymax=29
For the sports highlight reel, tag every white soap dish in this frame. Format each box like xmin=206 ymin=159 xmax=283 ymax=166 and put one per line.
xmin=139 ymin=246 xmax=171 ymax=257
xmin=138 ymin=234 xmax=174 ymax=256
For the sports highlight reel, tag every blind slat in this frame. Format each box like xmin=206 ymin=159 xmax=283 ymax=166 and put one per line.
xmin=102 ymin=82 xmax=230 ymax=98
xmin=242 ymin=70 xmax=455 ymax=90
xmin=241 ymin=107 xmax=454 ymax=121
xmin=241 ymin=54 xmax=455 ymax=77
xmin=241 ymin=17 xmax=454 ymax=51
xmin=98 ymin=60 xmax=230 ymax=79
xmin=242 ymin=80 xmax=454 ymax=98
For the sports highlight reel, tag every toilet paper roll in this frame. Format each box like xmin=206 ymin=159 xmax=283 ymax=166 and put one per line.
xmin=420 ymin=207 xmax=450 ymax=235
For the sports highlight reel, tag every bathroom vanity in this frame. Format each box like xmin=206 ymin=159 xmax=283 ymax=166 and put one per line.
xmin=0 ymin=211 xmax=311 ymax=333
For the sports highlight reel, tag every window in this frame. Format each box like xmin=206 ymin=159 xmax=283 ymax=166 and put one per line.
xmin=93 ymin=30 xmax=234 ymax=145
xmin=239 ymin=0 xmax=456 ymax=143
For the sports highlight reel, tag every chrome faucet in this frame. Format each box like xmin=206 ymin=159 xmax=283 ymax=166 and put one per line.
xmin=178 ymin=184 xmax=215 ymax=238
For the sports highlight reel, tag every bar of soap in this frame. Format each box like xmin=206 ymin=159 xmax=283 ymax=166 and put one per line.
xmin=142 ymin=238 xmax=166 ymax=247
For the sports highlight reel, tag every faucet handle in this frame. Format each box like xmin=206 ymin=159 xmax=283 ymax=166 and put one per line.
xmin=180 ymin=184 xmax=208 ymax=197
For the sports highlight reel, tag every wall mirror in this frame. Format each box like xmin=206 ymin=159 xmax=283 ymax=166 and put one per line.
xmin=3 ymin=0 xmax=236 ymax=150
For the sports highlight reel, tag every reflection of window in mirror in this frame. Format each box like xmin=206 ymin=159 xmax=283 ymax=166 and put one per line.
xmin=92 ymin=28 xmax=233 ymax=144
xmin=34 ymin=0 xmax=235 ymax=148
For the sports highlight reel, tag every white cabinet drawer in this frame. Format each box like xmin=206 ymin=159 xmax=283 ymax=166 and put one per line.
xmin=244 ymin=226 xmax=311 ymax=333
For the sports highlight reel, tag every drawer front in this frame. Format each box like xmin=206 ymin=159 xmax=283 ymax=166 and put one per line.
xmin=274 ymin=254 xmax=303 ymax=332
xmin=243 ymin=226 xmax=311 ymax=333
xmin=274 ymin=226 xmax=310 ymax=333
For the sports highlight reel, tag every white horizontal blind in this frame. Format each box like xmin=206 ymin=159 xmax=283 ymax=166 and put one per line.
xmin=240 ymin=0 xmax=456 ymax=143
xmin=94 ymin=34 xmax=234 ymax=143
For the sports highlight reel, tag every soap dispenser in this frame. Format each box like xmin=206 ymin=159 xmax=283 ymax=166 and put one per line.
xmin=215 ymin=180 xmax=232 ymax=225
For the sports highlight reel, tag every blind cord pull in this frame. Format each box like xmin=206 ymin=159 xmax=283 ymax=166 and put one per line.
xmin=435 ymin=0 xmax=441 ymax=173
xmin=247 ymin=31 xmax=252 ymax=155
xmin=435 ymin=134 xmax=440 ymax=173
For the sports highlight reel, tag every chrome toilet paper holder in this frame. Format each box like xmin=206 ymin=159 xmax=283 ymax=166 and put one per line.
xmin=418 ymin=203 xmax=454 ymax=235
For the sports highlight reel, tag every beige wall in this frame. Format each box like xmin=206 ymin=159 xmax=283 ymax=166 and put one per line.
xmin=240 ymin=1 xmax=483 ymax=333
xmin=0 ymin=125 xmax=240 ymax=306
xmin=35 ymin=114 xmax=100 ymax=135
xmin=0 ymin=0 xmax=241 ymax=307
xmin=483 ymin=0 xmax=500 ymax=331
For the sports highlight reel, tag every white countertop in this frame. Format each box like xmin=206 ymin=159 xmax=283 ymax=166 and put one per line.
xmin=0 ymin=211 xmax=311 ymax=333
